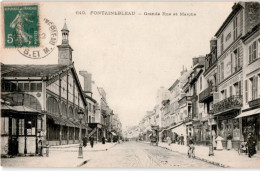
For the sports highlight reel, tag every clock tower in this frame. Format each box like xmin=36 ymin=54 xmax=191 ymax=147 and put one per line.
xmin=58 ymin=20 xmax=74 ymax=65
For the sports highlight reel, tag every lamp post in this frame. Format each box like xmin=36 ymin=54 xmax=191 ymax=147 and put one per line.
xmin=78 ymin=109 xmax=84 ymax=158
xmin=208 ymin=115 xmax=214 ymax=156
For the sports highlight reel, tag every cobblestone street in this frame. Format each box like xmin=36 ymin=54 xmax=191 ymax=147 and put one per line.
xmin=82 ymin=142 xmax=220 ymax=168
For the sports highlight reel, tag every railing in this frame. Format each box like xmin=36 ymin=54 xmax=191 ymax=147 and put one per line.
xmin=199 ymin=86 xmax=217 ymax=102
xmin=213 ymin=95 xmax=242 ymax=115
xmin=249 ymin=98 xmax=260 ymax=108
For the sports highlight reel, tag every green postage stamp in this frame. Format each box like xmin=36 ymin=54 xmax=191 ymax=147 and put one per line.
xmin=4 ymin=5 xmax=39 ymax=48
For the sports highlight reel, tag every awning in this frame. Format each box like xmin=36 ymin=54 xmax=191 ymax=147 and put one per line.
xmin=235 ymin=108 xmax=260 ymax=119
xmin=167 ymin=122 xmax=184 ymax=130
xmin=1 ymin=104 xmax=41 ymax=114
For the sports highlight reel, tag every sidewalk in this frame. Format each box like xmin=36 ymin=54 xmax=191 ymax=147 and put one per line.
xmin=158 ymin=142 xmax=260 ymax=168
xmin=50 ymin=142 xmax=117 ymax=152
xmin=1 ymin=142 xmax=117 ymax=167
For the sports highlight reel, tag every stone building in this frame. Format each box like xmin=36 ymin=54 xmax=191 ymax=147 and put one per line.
xmin=213 ymin=2 xmax=260 ymax=149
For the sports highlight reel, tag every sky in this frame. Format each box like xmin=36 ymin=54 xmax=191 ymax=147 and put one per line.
xmin=1 ymin=2 xmax=234 ymax=130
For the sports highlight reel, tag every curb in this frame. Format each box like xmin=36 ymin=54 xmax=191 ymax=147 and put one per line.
xmin=76 ymin=143 xmax=118 ymax=167
xmin=158 ymin=145 xmax=230 ymax=168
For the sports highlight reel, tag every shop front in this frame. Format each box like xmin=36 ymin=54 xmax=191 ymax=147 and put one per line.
xmin=235 ymin=108 xmax=260 ymax=151
xmin=216 ymin=114 xmax=241 ymax=149
xmin=1 ymin=103 xmax=43 ymax=156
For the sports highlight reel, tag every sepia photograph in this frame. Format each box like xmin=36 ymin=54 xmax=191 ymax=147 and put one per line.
xmin=0 ymin=0 xmax=260 ymax=169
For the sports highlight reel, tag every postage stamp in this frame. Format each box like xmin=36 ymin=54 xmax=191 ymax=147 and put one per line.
xmin=4 ymin=5 xmax=39 ymax=48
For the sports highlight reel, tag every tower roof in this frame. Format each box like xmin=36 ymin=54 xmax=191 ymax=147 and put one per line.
xmin=61 ymin=20 xmax=69 ymax=32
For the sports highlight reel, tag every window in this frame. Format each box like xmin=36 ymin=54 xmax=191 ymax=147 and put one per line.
xmin=1 ymin=117 xmax=9 ymax=135
xmin=18 ymin=119 xmax=24 ymax=135
xmin=245 ymin=80 xmax=248 ymax=103
xmin=24 ymin=83 xmax=29 ymax=91
xmin=12 ymin=118 xmax=17 ymax=135
xmin=229 ymin=86 xmax=233 ymax=97
xmin=37 ymin=83 xmax=42 ymax=91
xmin=249 ymin=41 xmax=258 ymax=63
xmin=233 ymin=16 xmax=238 ymax=40
xmin=30 ymin=83 xmax=37 ymax=91
xmin=234 ymin=48 xmax=240 ymax=71
xmin=221 ymin=34 xmax=224 ymax=54
xmin=221 ymin=62 xmax=224 ymax=81
xmin=251 ymin=76 xmax=258 ymax=100
xmin=234 ymin=81 xmax=242 ymax=96
xmin=18 ymin=83 xmax=24 ymax=91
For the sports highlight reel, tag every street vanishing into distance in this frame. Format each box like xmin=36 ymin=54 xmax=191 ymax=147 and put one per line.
xmin=82 ymin=142 xmax=220 ymax=168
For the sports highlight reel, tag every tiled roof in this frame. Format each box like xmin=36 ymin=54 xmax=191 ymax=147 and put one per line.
xmin=1 ymin=64 xmax=67 ymax=78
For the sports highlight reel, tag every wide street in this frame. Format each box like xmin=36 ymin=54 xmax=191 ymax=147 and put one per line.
xmin=82 ymin=141 xmax=220 ymax=168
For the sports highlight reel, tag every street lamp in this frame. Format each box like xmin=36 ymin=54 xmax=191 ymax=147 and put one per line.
xmin=78 ymin=109 xmax=84 ymax=158
xmin=208 ymin=116 xmax=214 ymax=156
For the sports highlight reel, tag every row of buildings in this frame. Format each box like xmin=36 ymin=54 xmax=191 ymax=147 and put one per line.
xmin=138 ymin=2 xmax=260 ymax=151
xmin=1 ymin=21 xmax=122 ymax=155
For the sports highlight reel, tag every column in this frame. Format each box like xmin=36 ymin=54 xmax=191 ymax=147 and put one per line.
xmin=59 ymin=125 xmax=62 ymax=145
xmin=67 ymin=126 xmax=69 ymax=144
xmin=73 ymin=127 xmax=75 ymax=144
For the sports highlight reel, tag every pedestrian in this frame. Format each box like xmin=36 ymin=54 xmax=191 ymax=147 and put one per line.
xmin=90 ymin=136 xmax=94 ymax=148
xmin=102 ymin=136 xmax=106 ymax=144
xmin=227 ymin=133 xmax=232 ymax=150
xmin=83 ymin=135 xmax=88 ymax=147
xmin=215 ymin=136 xmax=223 ymax=150
xmin=247 ymin=132 xmax=257 ymax=158
xmin=166 ymin=136 xmax=171 ymax=146
xmin=180 ymin=134 xmax=184 ymax=145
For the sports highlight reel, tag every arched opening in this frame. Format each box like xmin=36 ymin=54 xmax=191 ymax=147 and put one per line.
xmin=46 ymin=97 xmax=60 ymax=116
xmin=68 ymin=106 xmax=74 ymax=119
xmin=61 ymin=102 xmax=67 ymax=117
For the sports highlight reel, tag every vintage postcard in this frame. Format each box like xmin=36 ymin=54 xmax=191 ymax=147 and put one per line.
xmin=0 ymin=1 xmax=260 ymax=168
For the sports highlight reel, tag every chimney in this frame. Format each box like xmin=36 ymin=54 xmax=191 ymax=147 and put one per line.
xmin=79 ymin=71 xmax=92 ymax=92
xmin=210 ymin=37 xmax=217 ymax=52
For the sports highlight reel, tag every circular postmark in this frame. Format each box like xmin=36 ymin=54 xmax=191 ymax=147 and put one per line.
xmin=14 ymin=18 xmax=58 ymax=59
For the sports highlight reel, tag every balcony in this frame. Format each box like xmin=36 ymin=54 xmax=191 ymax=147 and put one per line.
xmin=212 ymin=95 xmax=242 ymax=115
xmin=199 ymin=86 xmax=217 ymax=103
xmin=249 ymin=98 xmax=260 ymax=108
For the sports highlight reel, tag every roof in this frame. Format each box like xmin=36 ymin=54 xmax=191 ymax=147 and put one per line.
xmin=168 ymin=79 xmax=179 ymax=91
xmin=1 ymin=63 xmax=87 ymax=107
xmin=215 ymin=3 xmax=242 ymax=37
xmin=1 ymin=64 xmax=67 ymax=78
xmin=62 ymin=22 xmax=69 ymax=31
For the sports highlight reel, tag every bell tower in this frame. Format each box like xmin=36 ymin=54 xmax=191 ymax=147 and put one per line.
xmin=58 ymin=19 xmax=73 ymax=65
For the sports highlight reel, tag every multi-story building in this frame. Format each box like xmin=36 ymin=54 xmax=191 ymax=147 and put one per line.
xmin=239 ymin=22 xmax=260 ymax=150
xmin=198 ymin=38 xmax=218 ymax=146
xmin=213 ymin=2 xmax=260 ymax=149
xmin=1 ymin=22 xmax=88 ymax=155
xmin=187 ymin=57 xmax=205 ymax=144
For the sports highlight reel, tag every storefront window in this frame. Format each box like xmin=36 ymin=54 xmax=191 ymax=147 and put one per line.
xmin=25 ymin=119 xmax=36 ymax=136
xmin=12 ymin=119 xmax=17 ymax=135
xmin=243 ymin=116 xmax=257 ymax=140
xmin=18 ymin=119 xmax=25 ymax=135
xmin=1 ymin=117 xmax=9 ymax=135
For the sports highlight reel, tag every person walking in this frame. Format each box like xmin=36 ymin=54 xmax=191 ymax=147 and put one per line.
xmin=247 ymin=132 xmax=257 ymax=158
xmin=102 ymin=136 xmax=105 ymax=144
xmin=227 ymin=134 xmax=232 ymax=150
xmin=180 ymin=134 xmax=184 ymax=145
xmin=90 ymin=136 xmax=94 ymax=148
xmin=83 ymin=135 xmax=88 ymax=147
